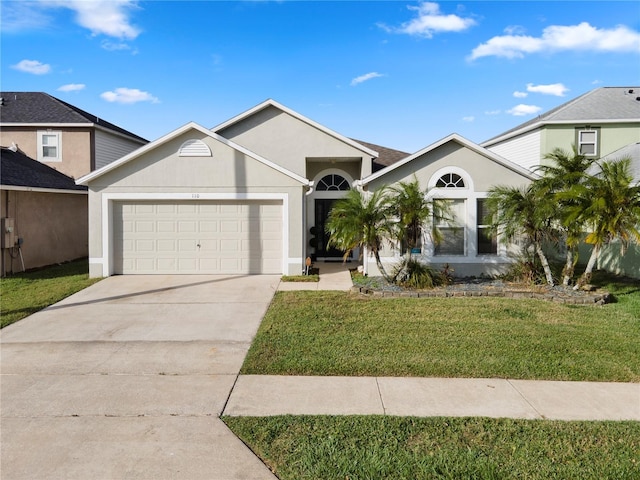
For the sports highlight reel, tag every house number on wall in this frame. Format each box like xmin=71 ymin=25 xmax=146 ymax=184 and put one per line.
xmin=191 ymin=193 xmax=200 ymax=199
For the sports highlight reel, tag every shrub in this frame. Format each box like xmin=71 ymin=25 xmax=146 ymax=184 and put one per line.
xmin=393 ymin=258 xmax=444 ymax=289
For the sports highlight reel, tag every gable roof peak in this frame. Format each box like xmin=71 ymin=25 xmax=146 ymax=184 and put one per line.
xmin=360 ymin=132 xmax=536 ymax=186
xmin=211 ymin=98 xmax=379 ymax=158
xmin=77 ymin=121 xmax=310 ymax=186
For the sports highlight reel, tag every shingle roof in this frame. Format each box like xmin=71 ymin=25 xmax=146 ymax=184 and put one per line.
xmin=1 ymin=147 xmax=87 ymax=191
xmin=351 ymin=139 xmax=410 ymax=171
xmin=0 ymin=92 xmax=148 ymax=143
xmin=483 ymin=87 xmax=640 ymax=145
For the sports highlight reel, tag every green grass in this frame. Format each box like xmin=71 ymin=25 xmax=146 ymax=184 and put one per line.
xmin=241 ymin=275 xmax=640 ymax=381
xmin=281 ymin=274 xmax=319 ymax=282
xmin=224 ymin=416 xmax=640 ymax=480
xmin=1 ymin=259 xmax=101 ymax=328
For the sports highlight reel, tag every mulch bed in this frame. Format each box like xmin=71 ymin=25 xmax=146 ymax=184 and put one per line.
xmin=351 ymin=277 xmax=611 ymax=305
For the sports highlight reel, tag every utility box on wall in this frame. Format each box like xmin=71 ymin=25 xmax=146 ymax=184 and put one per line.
xmin=1 ymin=218 xmax=16 ymax=248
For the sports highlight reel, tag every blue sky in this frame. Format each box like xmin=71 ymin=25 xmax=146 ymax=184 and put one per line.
xmin=2 ymin=1 xmax=639 ymax=152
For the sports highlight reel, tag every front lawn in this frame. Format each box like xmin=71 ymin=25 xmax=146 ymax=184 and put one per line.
xmin=1 ymin=259 xmax=100 ymax=329
xmin=224 ymin=416 xmax=640 ymax=480
xmin=241 ymin=276 xmax=640 ymax=382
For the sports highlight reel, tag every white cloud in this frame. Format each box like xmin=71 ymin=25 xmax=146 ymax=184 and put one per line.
xmin=11 ymin=59 xmax=51 ymax=75
xmin=57 ymin=83 xmax=86 ymax=92
xmin=351 ymin=72 xmax=385 ymax=86
xmin=100 ymin=87 xmax=159 ymax=104
xmin=526 ymin=83 xmax=569 ymax=97
xmin=379 ymin=1 xmax=476 ymax=38
xmin=507 ymin=104 xmax=542 ymax=116
xmin=101 ymin=40 xmax=135 ymax=52
xmin=0 ymin=2 xmax=52 ymax=32
xmin=462 ymin=116 xmax=475 ymax=122
xmin=503 ymin=25 xmax=526 ymax=36
xmin=513 ymin=91 xmax=528 ymax=98
xmin=40 ymin=0 xmax=141 ymax=39
xmin=470 ymin=22 xmax=640 ymax=60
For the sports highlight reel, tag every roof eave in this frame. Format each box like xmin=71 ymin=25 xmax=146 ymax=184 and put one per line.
xmin=1 ymin=185 xmax=87 ymax=194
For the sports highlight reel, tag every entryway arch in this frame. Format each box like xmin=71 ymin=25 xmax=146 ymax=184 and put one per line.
xmin=308 ymin=169 xmax=354 ymax=260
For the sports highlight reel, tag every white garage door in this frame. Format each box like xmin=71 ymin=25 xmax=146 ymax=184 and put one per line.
xmin=113 ymin=200 xmax=283 ymax=274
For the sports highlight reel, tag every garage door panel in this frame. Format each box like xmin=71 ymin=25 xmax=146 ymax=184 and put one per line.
xmin=199 ymin=221 xmax=219 ymax=232
xmin=114 ymin=200 xmax=282 ymax=274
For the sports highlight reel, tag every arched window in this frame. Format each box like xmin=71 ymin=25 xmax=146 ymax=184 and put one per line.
xmin=436 ymin=173 xmax=465 ymax=188
xmin=316 ymin=174 xmax=350 ymax=191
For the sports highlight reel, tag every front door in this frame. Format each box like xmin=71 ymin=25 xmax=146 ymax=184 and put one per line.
xmin=314 ymin=199 xmax=347 ymax=259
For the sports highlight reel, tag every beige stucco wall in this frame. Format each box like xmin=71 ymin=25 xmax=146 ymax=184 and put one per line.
xmin=0 ymin=127 xmax=93 ymax=179
xmin=0 ymin=189 xmax=88 ymax=275
xmin=363 ymin=140 xmax=532 ymax=278
xmin=217 ymin=106 xmax=372 ymax=178
xmin=306 ymin=161 xmax=361 ymax=185
xmin=367 ymin=141 xmax=530 ymax=192
xmin=87 ymin=131 xmax=307 ymax=277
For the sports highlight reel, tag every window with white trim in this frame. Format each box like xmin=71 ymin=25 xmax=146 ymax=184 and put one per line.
xmin=434 ymin=198 xmax=465 ymax=255
xmin=436 ymin=173 xmax=465 ymax=188
xmin=577 ymin=129 xmax=598 ymax=156
xmin=316 ymin=174 xmax=350 ymax=191
xmin=477 ymin=198 xmax=497 ymax=255
xmin=37 ymin=131 xmax=62 ymax=162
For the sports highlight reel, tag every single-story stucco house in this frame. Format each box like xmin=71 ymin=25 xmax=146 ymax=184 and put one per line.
xmin=78 ymin=99 xmax=536 ymax=278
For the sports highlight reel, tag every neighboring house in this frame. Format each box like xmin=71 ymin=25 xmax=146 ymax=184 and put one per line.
xmin=0 ymin=92 xmax=148 ymax=180
xmin=482 ymin=86 xmax=640 ymax=172
xmin=78 ymin=99 xmax=533 ymax=278
xmin=1 ymin=146 xmax=88 ymax=275
xmin=579 ymin=142 xmax=640 ymax=279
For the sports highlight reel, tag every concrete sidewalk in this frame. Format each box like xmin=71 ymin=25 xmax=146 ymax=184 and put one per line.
xmin=278 ymin=261 xmax=353 ymax=291
xmin=224 ymin=375 xmax=640 ymax=421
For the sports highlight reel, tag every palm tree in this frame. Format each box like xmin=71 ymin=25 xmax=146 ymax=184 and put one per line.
xmin=326 ymin=187 xmax=396 ymax=282
xmin=389 ymin=176 xmax=445 ymax=258
xmin=485 ymin=184 xmax=556 ymax=286
xmin=536 ymin=146 xmax=596 ymax=286
xmin=571 ymin=157 xmax=640 ymax=289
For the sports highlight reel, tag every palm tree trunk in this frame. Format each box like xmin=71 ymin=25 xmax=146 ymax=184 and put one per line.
xmin=562 ymin=247 xmax=574 ymax=286
xmin=574 ymin=245 xmax=599 ymax=290
xmin=373 ymin=249 xmax=393 ymax=283
xmin=534 ymin=241 xmax=554 ymax=286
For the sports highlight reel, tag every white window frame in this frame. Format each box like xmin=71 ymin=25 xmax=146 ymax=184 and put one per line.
xmin=433 ymin=198 xmax=467 ymax=256
xmin=476 ymin=198 xmax=497 ymax=256
xmin=37 ymin=130 xmax=62 ymax=162
xmin=578 ymin=129 xmax=598 ymax=157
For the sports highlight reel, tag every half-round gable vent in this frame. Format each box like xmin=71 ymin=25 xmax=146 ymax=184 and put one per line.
xmin=179 ymin=139 xmax=212 ymax=157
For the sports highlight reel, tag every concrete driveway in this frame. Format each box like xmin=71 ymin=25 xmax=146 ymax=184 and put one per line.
xmin=1 ymin=275 xmax=280 ymax=480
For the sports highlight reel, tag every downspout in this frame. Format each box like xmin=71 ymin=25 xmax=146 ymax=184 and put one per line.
xmin=303 ymin=181 xmax=314 ymax=273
